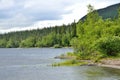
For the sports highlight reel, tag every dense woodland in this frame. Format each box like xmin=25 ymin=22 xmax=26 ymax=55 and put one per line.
xmin=0 ymin=21 xmax=76 ymax=48
xmin=0 ymin=4 xmax=120 ymax=58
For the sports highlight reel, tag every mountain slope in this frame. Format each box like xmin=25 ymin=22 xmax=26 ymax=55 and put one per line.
xmin=81 ymin=3 xmax=120 ymax=20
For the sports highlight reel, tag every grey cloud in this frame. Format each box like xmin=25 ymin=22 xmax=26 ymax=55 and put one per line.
xmin=0 ymin=0 xmax=74 ymax=30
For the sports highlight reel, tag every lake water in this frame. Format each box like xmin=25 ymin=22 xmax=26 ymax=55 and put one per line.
xmin=0 ymin=48 xmax=120 ymax=80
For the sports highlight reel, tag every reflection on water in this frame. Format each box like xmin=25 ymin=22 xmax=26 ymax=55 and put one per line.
xmin=80 ymin=66 xmax=120 ymax=80
xmin=0 ymin=48 xmax=120 ymax=80
xmin=60 ymin=65 xmax=120 ymax=80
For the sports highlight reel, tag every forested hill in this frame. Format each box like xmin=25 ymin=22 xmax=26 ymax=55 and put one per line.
xmin=0 ymin=22 xmax=77 ymax=48
xmin=81 ymin=3 xmax=120 ymax=20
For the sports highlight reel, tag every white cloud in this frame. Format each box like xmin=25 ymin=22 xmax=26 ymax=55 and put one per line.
xmin=0 ymin=0 xmax=15 ymax=10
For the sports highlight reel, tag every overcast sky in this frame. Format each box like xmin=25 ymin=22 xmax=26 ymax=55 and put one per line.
xmin=0 ymin=0 xmax=120 ymax=33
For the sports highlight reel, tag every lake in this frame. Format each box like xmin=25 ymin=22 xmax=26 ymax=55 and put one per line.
xmin=0 ymin=48 xmax=120 ymax=80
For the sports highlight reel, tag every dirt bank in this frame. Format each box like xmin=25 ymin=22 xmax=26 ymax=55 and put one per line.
xmin=97 ymin=59 xmax=120 ymax=69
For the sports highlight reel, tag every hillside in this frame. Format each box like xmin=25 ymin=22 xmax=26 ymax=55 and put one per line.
xmin=81 ymin=3 xmax=120 ymax=20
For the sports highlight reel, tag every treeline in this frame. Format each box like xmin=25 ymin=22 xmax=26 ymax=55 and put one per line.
xmin=0 ymin=21 xmax=76 ymax=48
xmin=71 ymin=5 xmax=120 ymax=59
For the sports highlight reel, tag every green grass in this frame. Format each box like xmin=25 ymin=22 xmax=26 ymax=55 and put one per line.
xmin=52 ymin=60 xmax=88 ymax=67
xmin=53 ymin=44 xmax=62 ymax=48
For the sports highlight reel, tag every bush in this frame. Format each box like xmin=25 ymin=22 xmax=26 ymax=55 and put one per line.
xmin=67 ymin=52 xmax=75 ymax=56
xmin=95 ymin=36 xmax=120 ymax=56
xmin=52 ymin=60 xmax=88 ymax=66
xmin=53 ymin=44 xmax=62 ymax=48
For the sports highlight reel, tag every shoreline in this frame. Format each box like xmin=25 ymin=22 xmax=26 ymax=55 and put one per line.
xmin=96 ymin=59 xmax=120 ymax=69
xmin=54 ymin=55 xmax=120 ymax=69
xmin=97 ymin=64 xmax=120 ymax=69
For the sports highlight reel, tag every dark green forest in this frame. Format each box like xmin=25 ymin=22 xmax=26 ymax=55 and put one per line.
xmin=0 ymin=3 xmax=120 ymax=58
xmin=81 ymin=3 xmax=120 ymax=20
xmin=0 ymin=22 xmax=76 ymax=48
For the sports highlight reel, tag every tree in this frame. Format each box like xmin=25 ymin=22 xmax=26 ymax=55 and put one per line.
xmin=86 ymin=4 xmax=99 ymax=25
xmin=87 ymin=4 xmax=94 ymax=13
xmin=118 ymin=7 xmax=120 ymax=21
xmin=20 ymin=37 xmax=36 ymax=47
xmin=95 ymin=36 xmax=120 ymax=56
xmin=0 ymin=39 xmax=7 ymax=48
xmin=71 ymin=20 xmax=77 ymax=37
xmin=6 ymin=39 xmax=19 ymax=48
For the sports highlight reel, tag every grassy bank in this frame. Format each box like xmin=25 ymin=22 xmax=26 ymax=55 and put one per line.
xmin=53 ymin=52 xmax=120 ymax=68
xmin=52 ymin=59 xmax=88 ymax=67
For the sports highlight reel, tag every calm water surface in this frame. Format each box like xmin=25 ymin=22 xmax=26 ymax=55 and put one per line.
xmin=0 ymin=48 xmax=120 ymax=80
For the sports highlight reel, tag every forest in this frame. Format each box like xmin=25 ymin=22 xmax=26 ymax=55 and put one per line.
xmin=0 ymin=21 xmax=76 ymax=48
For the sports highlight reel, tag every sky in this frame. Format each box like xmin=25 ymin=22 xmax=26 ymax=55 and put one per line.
xmin=0 ymin=0 xmax=120 ymax=33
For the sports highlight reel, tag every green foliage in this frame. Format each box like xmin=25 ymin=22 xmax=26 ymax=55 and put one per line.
xmin=95 ymin=36 xmax=120 ymax=56
xmin=70 ymin=37 xmax=79 ymax=52
xmin=67 ymin=52 xmax=75 ymax=56
xmin=36 ymin=33 xmax=55 ymax=47
xmin=0 ymin=23 xmax=75 ymax=48
xmin=52 ymin=60 xmax=88 ymax=66
xmin=53 ymin=44 xmax=61 ymax=48
xmin=0 ymin=39 xmax=7 ymax=48
xmin=71 ymin=4 xmax=120 ymax=59
xmin=20 ymin=37 xmax=36 ymax=48
xmin=6 ymin=39 xmax=19 ymax=48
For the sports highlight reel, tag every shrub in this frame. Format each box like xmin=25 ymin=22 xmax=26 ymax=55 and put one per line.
xmin=53 ymin=44 xmax=62 ymax=48
xmin=52 ymin=60 xmax=88 ymax=66
xmin=95 ymin=36 xmax=120 ymax=56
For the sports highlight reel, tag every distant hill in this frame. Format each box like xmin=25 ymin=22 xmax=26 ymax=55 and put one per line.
xmin=81 ymin=3 xmax=120 ymax=20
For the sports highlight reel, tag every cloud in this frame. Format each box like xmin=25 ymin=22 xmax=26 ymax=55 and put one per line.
xmin=0 ymin=0 xmax=120 ymax=33
xmin=0 ymin=0 xmax=75 ymax=31
xmin=0 ymin=0 xmax=15 ymax=10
